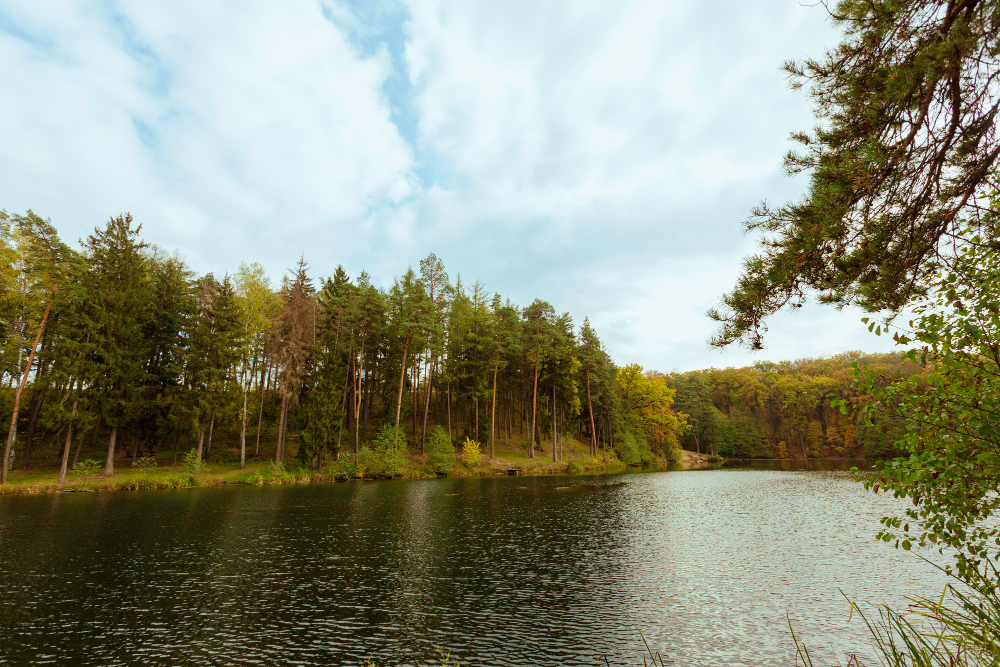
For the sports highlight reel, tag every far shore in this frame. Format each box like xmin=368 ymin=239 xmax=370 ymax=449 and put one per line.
xmin=0 ymin=443 xmax=866 ymax=497
xmin=0 ymin=437 xmax=727 ymax=496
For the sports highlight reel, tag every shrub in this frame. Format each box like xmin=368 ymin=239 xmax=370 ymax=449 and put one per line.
xmin=615 ymin=429 xmax=656 ymax=465
xmin=247 ymin=462 xmax=294 ymax=485
xmin=566 ymin=461 xmax=584 ymax=474
xmin=370 ymin=424 xmax=407 ymax=477
xmin=462 ymin=437 xmax=480 ymax=466
xmin=426 ymin=426 xmax=456 ymax=473
xmin=333 ymin=452 xmax=361 ymax=479
xmin=133 ymin=456 xmax=158 ymax=471
xmin=181 ymin=449 xmax=207 ymax=476
xmin=70 ymin=459 xmax=101 ymax=478
xmin=614 ymin=431 xmax=640 ymax=464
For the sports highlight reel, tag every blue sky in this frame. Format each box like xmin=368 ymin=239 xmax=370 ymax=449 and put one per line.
xmin=0 ymin=0 xmax=900 ymax=371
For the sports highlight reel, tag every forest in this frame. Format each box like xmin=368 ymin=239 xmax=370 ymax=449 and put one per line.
xmin=0 ymin=210 xmax=911 ymax=485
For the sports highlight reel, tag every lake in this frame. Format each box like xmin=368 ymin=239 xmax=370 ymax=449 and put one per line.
xmin=0 ymin=466 xmax=949 ymax=666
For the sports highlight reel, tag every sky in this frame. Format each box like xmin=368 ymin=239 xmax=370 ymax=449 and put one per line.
xmin=0 ymin=0 xmax=901 ymax=372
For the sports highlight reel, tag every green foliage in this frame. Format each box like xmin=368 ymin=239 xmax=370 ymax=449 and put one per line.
xmin=360 ymin=425 xmax=408 ymax=478
xmin=247 ymin=462 xmax=294 ymax=485
xmin=332 ymin=452 xmax=361 ymax=480
xmin=426 ymin=426 xmax=456 ymax=473
xmin=672 ymin=354 xmax=912 ymax=459
xmin=70 ymin=459 xmax=101 ymax=478
xmin=614 ymin=429 xmax=654 ymax=465
xmin=853 ymin=219 xmax=1000 ymax=580
xmin=133 ymin=456 xmax=158 ymax=471
xmin=793 ymin=563 xmax=1000 ymax=667
xmin=711 ymin=0 xmax=1000 ymax=349
xmin=182 ymin=449 xmax=207 ymax=476
xmin=461 ymin=437 xmax=480 ymax=466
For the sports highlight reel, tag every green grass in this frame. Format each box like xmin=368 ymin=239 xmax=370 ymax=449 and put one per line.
xmin=0 ymin=434 xmax=652 ymax=495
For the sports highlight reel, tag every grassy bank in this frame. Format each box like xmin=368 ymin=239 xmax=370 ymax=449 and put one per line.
xmin=0 ymin=434 xmax=699 ymax=496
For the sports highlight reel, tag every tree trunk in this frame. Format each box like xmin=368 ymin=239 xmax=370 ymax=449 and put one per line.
xmin=58 ymin=394 xmax=78 ymax=483
xmin=552 ymin=385 xmax=557 ymax=462
xmin=490 ymin=366 xmax=498 ymax=459
xmin=255 ymin=383 xmax=265 ymax=457
xmin=277 ymin=393 xmax=289 ymax=463
xmin=240 ymin=380 xmax=249 ymax=469
xmin=446 ymin=381 xmax=452 ymax=442
xmin=103 ymin=425 xmax=117 ymax=477
xmin=22 ymin=392 xmax=45 ymax=470
xmin=411 ymin=355 xmax=419 ymax=436
xmin=196 ymin=429 xmax=205 ymax=462
xmin=529 ymin=345 xmax=540 ymax=459
xmin=586 ymin=368 xmax=597 ymax=456
xmin=353 ymin=335 xmax=366 ymax=454
xmin=395 ymin=331 xmax=411 ymax=427
xmin=420 ymin=355 xmax=435 ymax=453
xmin=2 ymin=301 xmax=51 ymax=484
xmin=693 ymin=430 xmax=701 ymax=455
xmin=206 ymin=416 xmax=215 ymax=461
xmin=72 ymin=426 xmax=85 ymax=468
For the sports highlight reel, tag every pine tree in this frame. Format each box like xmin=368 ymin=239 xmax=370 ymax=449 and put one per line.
xmin=713 ymin=1 xmax=1000 ymax=349
xmin=274 ymin=259 xmax=315 ymax=464
xmin=81 ymin=214 xmax=153 ymax=477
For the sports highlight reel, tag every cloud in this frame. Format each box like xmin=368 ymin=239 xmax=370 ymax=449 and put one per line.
xmin=0 ymin=0 xmax=900 ymax=372
xmin=0 ymin=0 xmax=415 ymax=274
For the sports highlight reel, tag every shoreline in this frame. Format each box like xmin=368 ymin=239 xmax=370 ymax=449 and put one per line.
xmin=0 ymin=449 xmax=869 ymax=497
xmin=0 ymin=447 xmax=727 ymax=497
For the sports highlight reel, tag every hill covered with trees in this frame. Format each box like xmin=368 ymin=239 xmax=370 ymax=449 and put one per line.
xmin=1 ymin=211 xmax=689 ymax=483
xmin=0 ymin=211 xmax=914 ymax=486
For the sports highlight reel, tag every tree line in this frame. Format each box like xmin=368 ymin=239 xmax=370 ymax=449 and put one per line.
xmin=1 ymin=211 xmax=688 ymax=482
xmin=672 ymin=353 xmax=916 ymax=460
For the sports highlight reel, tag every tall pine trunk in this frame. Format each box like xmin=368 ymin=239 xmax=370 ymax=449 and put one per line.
xmin=22 ymin=392 xmax=44 ymax=470
xmin=277 ymin=393 xmax=289 ymax=463
xmin=552 ymin=385 xmax=557 ymax=463
xmin=395 ymin=331 xmax=411 ymax=426
xmin=529 ymin=345 xmax=540 ymax=459
xmin=206 ymin=417 xmax=215 ymax=461
xmin=240 ymin=380 xmax=248 ymax=469
xmin=420 ymin=355 xmax=435 ymax=453
xmin=353 ymin=335 xmax=366 ymax=454
xmin=103 ymin=425 xmax=117 ymax=477
xmin=586 ymin=367 xmax=597 ymax=456
xmin=490 ymin=366 xmax=498 ymax=459
xmin=2 ymin=301 xmax=51 ymax=484
xmin=255 ymin=385 xmax=265 ymax=457
xmin=446 ymin=381 xmax=452 ymax=442
xmin=58 ymin=390 xmax=78 ymax=483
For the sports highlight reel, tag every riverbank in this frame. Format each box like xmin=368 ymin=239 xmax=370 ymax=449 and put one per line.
xmin=0 ymin=436 xmax=716 ymax=496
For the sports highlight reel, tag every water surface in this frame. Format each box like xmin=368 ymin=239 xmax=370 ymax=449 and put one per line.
xmin=0 ymin=468 xmax=948 ymax=665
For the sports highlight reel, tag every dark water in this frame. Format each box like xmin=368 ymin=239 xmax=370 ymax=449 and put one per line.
xmin=0 ymin=467 xmax=948 ymax=666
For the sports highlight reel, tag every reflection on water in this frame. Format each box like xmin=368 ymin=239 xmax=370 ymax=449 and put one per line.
xmin=0 ymin=467 xmax=946 ymax=666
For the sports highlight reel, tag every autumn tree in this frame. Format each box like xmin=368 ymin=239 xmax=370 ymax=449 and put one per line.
xmin=233 ymin=262 xmax=279 ymax=468
xmin=273 ymin=259 xmax=315 ymax=464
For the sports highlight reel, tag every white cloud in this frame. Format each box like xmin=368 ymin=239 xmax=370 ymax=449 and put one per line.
xmin=0 ymin=0 xmax=892 ymax=372
xmin=0 ymin=0 xmax=415 ymax=274
xmin=398 ymin=0 xmax=862 ymax=370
